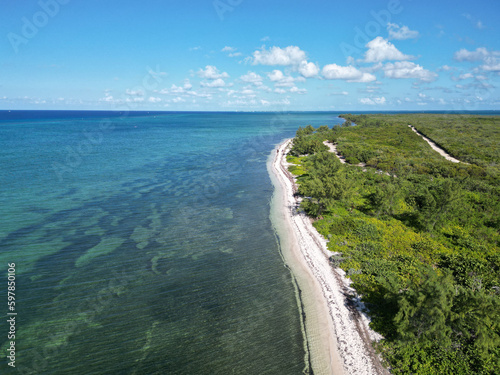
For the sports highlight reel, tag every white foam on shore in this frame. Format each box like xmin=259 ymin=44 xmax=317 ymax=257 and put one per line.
xmin=268 ymin=139 xmax=386 ymax=375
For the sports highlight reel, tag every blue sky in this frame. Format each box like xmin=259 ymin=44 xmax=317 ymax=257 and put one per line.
xmin=1 ymin=0 xmax=500 ymax=111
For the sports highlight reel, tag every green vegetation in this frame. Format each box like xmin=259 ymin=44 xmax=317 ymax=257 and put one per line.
xmin=288 ymin=114 xmax=500 ymax=374
xmin=346 ymin=114 xmax=500 ymax=168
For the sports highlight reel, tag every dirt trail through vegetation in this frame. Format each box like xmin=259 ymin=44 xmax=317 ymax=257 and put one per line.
xmin=408 ymin=125 xmax=463 ymax=163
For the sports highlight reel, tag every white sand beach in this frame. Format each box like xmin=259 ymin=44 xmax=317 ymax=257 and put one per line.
xmin=268 ymin=139 xmax=387 ymax=375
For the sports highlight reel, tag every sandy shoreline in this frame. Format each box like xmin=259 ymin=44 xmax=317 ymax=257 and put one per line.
xmin=268 ymin=139 xmax=387 ymax=375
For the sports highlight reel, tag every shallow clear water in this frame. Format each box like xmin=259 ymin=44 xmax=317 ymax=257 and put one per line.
xmin=0 ymin=111 xmax=343 ymax=374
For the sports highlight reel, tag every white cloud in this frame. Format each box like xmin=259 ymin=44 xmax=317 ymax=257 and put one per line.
xmin=197 ymin=65 xmax=229 ymax=79
xmin=261 ymin=36 xmax=270 ymax=42
xmin=387 ymin=23 xmax=419 ymax=40
xmin=290 ymin=86 xmax=307 ymax=94
xmin=240 ymin=71 xmax=263 ymax=85
xmin=298 ymin=61 xmax=319 ymax=78
xmin=453 ymin=48 xmax=500 ymax=73
xmin=481 ymin=56 xmax=500 ymax=72
xmin=463 ymin=13 xmax=486 ymax=29
xmin=127 ymin=97 xmax=144 ymax=103
xmin=365 ymin=37 xmax=412 ymax=63
xmin=439 ymin=65 xmax=454 ymax=71
xmin=275 ymin=77 xmax=296 ymax=87
xmin=322 ymin=64 xmax=376 ymax=82
xmin=454 ymin=47 xmax=490 ymax=62
xmin=458 ymin=73 xmax=474 ymax=80
xmin=170 ymin=80 xmax=193 ymax=94
xmin=383 ymin=61 xmax=438 ymax=82
xmin=252 ymin=46 xmax=307 ymax=66
xmin=268 ymin=70 xmax=285 ymax=81
xmin=125 ymin=89 xmax=144 ymax=96
xmin=359 ymin=97 xmax=386 ymax=105
xmin=241 ymin=89 xmax=256 ymax=96
xmin=172 ymin=97 xmax=186 ymax=103
xmin=274 ymin=88 xmax=287 ymax=94
xmin=222 ymin=46 xmax=242 ymax=57
xmin=183 ymin=80 xmax=193 ymax=90
xmin=200 ymin=78 xmax=227 ymax=88
xmin=266 ymin=70 xmax=297 ymax=87
xmin=148 ymin=97 xmax=162 ymax=103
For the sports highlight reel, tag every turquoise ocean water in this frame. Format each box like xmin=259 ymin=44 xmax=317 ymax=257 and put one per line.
xmin=0 ymin=111 xmax=344 ymax=374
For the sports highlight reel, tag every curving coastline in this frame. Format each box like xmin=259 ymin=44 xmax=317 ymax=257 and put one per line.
xmin=268 ymin=139 xmax=387 ymax=375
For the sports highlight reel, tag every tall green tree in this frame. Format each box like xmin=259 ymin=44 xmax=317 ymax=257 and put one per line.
xmin=394 ymin=267 xmax=455 ymax=346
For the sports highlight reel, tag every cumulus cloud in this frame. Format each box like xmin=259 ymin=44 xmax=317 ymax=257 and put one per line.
xmin=383 ymin=61 xmax=437 ymax=82
xmin=222 ymin=46 xmax=242 ymax=57
xmin=364 ymin=37 xmax=413 ymax=63
xmin=290 ymin=86 xmax=307 ymax=94
xmin=126 ymin=97 xmax=144 ymax=103
xmin=276 ymin=78 xmax=297 ymax=87
xmin=200 ymin=78 xmax=227 ymax=88
xmin=298 ymin=61 xmax=319 ymax=78
xmin=251 ymin=45 xmax=318 ymax=81
xmin=266 ymin=70 xmax=298 ymax=87
xmin=198 ymin=65 xmax=229 ymax=79
xmin=252 ymin=46 xmax=307 ymax=66
xmin=240 ymin=71 xmax=263 ymax=85
xmin=481 ymin=57 xmax=500 ymax=72
xmin=359 ymin=97 xmax=386 ymax=105
xmin=183 ymin=80 xmax=193 ymax=90
xmin=170 ymin=80 xmax=193 ymax=93
xmin=454 ymin=47 xmax=490 ymax=62
xmin=458 ymin=73 xmax=474 ymax=80
xmin=322 ymin=64 xmax=376 ymax=82
xmin=148 ymin=97 xmax=162 ymax=103
xmin=438 ymin=65 xmax=454 ymax=71
xmin=454 ymin=48 xmax=500 ymax=73
xmin=125 ymin=89 xmax=144 ymax=96
xmin=387 ymin=23 xmax=419 ymax=40
xmin=268 ymin=69 xmax=285 ymax=82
